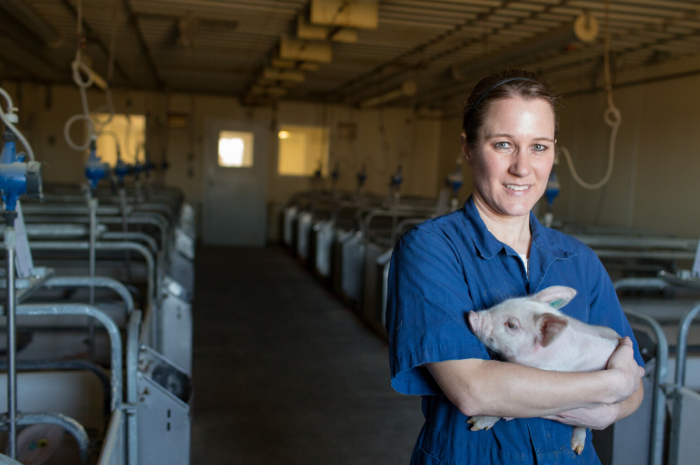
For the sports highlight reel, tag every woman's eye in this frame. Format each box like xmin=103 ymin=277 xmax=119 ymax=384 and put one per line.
xmin=533 ymin=144 xmax=547 ymax=152
xmin=494 ymin=142 xmax=510 ymax=150
xmin=506 ymin=322 xmax=518 ymax=330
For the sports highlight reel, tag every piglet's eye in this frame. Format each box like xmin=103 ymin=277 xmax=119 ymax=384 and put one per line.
xmin=506 ymin=322 xmax=518 ymax=331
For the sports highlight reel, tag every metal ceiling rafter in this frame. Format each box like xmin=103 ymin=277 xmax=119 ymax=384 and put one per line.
xmin=60 ymin=0 xmax=132 ymax=85
xmin=416 ymin=4 xmax=700 ymax=106
xmin=0 ymin=26 xmax=65 ymax=79
xmin=0 ymin=54 xmax=43 ymax=82
xmin=328 ymin=0 xmax=575 ymax=103
xmin=121 ymin=0 xmax=164 ymax=89
xmin=543 ymin=22 xmax=700 ymax=81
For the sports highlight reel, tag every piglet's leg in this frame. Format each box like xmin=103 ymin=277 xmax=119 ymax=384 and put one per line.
xmin=467 ymin=415 xmax=500 ymax=431
xmin=571 ymin=427 xmax=587 ymax=455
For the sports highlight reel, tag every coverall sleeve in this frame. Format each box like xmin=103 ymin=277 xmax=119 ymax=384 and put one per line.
xmin=386 ymin=227 xmax=491 ymax=395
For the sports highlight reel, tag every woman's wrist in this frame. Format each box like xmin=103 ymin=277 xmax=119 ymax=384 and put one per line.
xmin=597 ymin=369 xmax=628 ymax=404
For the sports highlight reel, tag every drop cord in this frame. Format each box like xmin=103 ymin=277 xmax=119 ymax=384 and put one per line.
xmin=64 ymin=0 xmax=117 ymax=151
xmin=0 ymin=88 xmax=36 ymax=161
xmin=559 ymin=0 xmax=621 ymax=190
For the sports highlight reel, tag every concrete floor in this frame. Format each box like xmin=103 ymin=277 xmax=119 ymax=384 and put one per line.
xmin=191 ymin=246 xmax=424 ymax=464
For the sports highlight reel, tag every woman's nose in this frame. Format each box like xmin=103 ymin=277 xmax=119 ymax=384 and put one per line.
xmin=509 ymin=151 xmax=532 ymax=177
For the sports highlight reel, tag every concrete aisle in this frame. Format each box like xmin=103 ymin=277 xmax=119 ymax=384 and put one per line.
xmin=191 ymin=246 xmax=424 ymax=464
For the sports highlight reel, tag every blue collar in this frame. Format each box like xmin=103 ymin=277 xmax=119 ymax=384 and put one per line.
xmin=460 ymin=196 xmax=574 ymax=261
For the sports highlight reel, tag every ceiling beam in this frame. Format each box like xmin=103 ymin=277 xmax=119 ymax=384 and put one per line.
xmin=60 ymin=0 xmax=132 ymax=85
xmin=417 ymin=8 xmax=700 ymax=106
xmin=328 ymin=0 xmax=572 ymax=103
xmin=121 ymin=0 xmax=164 ymax=89
xmin=0 ymin=16 xmax=65 ymax=79
xmin=0 ymin=54 xmax=43 ymax=82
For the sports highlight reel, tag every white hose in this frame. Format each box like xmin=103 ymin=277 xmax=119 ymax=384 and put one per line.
xmin=64 ymin=60 xmax=96 ymax=151
xmin=0 ymin=87 xmax=36 ymax=161
xmin=559 ymin=106 xmax=621 ymax=190
xmin=560 ymin=0 xmax=620 ymax=191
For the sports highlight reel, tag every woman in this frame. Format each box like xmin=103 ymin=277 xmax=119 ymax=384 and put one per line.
xmin=386 ymin=70 xmax=645 ymax=465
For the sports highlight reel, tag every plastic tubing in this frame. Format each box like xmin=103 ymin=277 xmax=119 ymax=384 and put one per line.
xmin=64 ymin=60 xmax=96 ymax=151
xmin=0 ymin=87 xmax=36 ymax=161
xmin=559 ymin=0 xmax=620 ymax=191
xmin=559 ymin=105 xmax=621 ymax=190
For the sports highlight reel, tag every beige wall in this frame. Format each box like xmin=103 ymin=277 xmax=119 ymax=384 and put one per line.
xmin=555 ymin=73 xmax=700 ymax=238
xmin=433 ymin=71 xmax=700 ymax=240
xmin=0 ymin=82 xmax=444 ymax=239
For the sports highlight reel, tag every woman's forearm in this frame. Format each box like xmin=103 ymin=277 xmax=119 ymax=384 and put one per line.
xmin=426 ymin=358 xmax=637 ymax=419
xmin=615 ymin=383 xmax=644 ymax=421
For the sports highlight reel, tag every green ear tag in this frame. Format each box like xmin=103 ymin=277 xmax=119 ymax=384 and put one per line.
xmin=549 ymin=299 xmax=566 ymax=309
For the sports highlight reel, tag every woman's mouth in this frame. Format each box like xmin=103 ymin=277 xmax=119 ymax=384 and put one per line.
xmin=505 ymin=184 xmax=530 ymax=192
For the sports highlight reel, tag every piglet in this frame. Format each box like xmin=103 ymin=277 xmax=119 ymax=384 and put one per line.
xmin=466 ymin=286 xmax=621 ymax=455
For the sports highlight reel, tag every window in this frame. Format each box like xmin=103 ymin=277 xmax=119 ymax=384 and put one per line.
xmin=94 ymin=114 xmax=146 ymax=166
xmin=277 ymin=125 xmax=329 ymax=176
xmin=218 ymin=131 xmax=254 ymax=168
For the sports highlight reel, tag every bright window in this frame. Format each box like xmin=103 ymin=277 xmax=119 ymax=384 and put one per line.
xmin=94 ymin=114 xmax=146 ymax=166
xmin=218 ymin=131 xmax=254 ymax=168
xmin=277 ymin=125 xmax=328 ymax=176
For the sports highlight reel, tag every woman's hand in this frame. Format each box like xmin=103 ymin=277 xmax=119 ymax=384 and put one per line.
xmin=605 ymin=337 xmax=645 ymax=403
xmin=542 ymin=403 xmax=620 ymax=430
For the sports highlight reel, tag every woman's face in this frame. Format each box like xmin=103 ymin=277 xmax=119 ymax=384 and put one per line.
xmin=462 ymin=96 xmax=556 ymax=220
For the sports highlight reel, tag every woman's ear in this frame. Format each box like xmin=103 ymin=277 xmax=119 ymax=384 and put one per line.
xmin=461 ymin=133 xmax=472 ymax=164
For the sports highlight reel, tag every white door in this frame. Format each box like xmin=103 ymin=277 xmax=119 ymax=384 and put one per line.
xmin=202 ymin=119 xmax=268 ymax=246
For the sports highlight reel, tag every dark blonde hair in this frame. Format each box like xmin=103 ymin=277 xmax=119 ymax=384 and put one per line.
xmin=462 ymin=70 xmax=560 ymax=150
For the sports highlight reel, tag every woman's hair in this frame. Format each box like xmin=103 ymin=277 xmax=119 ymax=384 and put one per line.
xmin=462 ymin=69 xmax=560 ymax=150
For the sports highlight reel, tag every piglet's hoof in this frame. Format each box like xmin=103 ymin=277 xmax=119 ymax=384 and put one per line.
xmin=467 ymin=415 xmax=500 ymax=431
xmin=571 ymin=427 xmax=587 ymax=455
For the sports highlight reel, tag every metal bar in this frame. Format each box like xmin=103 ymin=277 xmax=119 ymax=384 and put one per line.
xmin=574 ymin=236 xmax=698 ymax=250
xmin=593 ymin=250 xmax=696 ymax=260
xmin=88 ymin=199 xmax=98 ymax=360
xmin=614 ymin=278 xmax=672 ymax=292
xmin=102 ymin=231 xmax=159 ymax=253
xmin=674 ymin=303 xmax=700 ymax=387
xmin=625 ymin=310 xmax=668 ymax=465
xmin=45 ymin=276 xmax=135 ymax=314
xmin=32 ymin=240 xmax=159 ymax=352
xmin=0 ymin=413 xmax=90 ymax=465
xmin=119 ymin=187 xmax=133 ymax=282
xmin=21 ymin=204 xmax=123 ymax=216
xmin=126 ymin=310 xmax=142 ymax=465
xmin=14 ymin=304 xmax=123 ymax=412
xmin=4 ymin=226 xmax=17 ymax=459
xmin=30 ymin=241 xmax=156 ymax=310
xmin=97 ymin=409 xmax=124 ymax=465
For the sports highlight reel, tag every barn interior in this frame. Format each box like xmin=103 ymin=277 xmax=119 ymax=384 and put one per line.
xmin=0 ymin=0 xmax=700 ymax=464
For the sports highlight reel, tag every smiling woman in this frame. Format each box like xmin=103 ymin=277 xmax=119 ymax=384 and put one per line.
xmin=385 ymin=69 xmax=645 ymax=465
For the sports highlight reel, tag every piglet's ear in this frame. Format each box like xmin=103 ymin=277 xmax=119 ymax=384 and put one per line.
xmin=537 ymin=313 xmax=568 ymax=347
xmin=532 ymin=286 xmax=577 ymax=310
